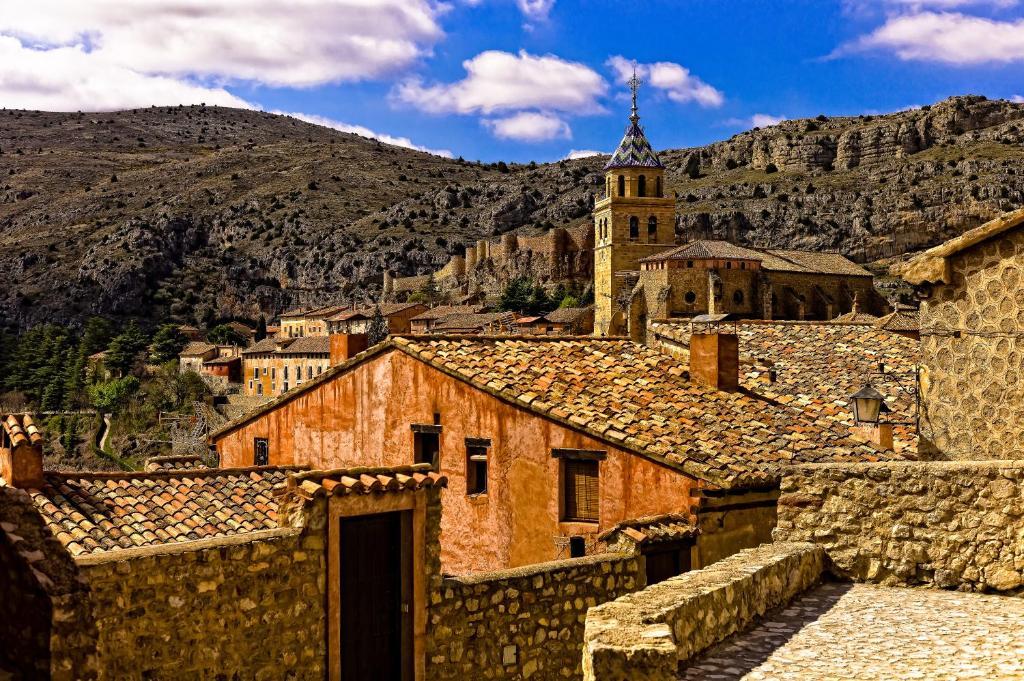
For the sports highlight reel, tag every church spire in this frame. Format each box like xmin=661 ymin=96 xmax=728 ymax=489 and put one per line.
xmin=629 ymin=67 xmax=642 ymax=124
xmin=604 ymin=66 xmax=664 ymax=170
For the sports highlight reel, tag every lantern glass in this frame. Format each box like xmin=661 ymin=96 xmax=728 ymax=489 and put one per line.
xmin=851 ymin=384 xmax=886 ymax=424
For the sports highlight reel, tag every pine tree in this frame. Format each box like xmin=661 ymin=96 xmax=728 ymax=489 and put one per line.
xmin=255 ymin=315 xmax=268 ymax=342
xmin=106 ymin=322 xmax=150 ymax=375
xmin=367 ymin=305 xmax=389 ymax=346
xmin=150 ymin=324 xmax=186 ymax=364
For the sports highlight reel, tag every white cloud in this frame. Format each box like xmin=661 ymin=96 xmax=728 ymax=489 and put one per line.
xmin=516 ymin=0 xmax=556 ymax=21
xmin=722 ymin=113 xmax=787 ymax=129
xmin=0 ymin=1 xmax=445 ymax=89
xmin=751 ymin=113 xmax=787 ymax=127
xmin=394 ymin=50 xmax=606 ymax=115
xmin=607 ymin=56 xmax=724 ymax=108
xmin=275 ymin=111 xmax=453 ymax=158
xmin=1012 ymin=95 xmax=1024 ymax=102
xmin=843 ymin=11 xmax=1024 ymax=64
xmin=564 ymin=149 xmax=604 ymax=159
xmin=483 ymin=112 xmax=570 ymax=141
xmin=0 ymin=37 xmax=252 ymax=111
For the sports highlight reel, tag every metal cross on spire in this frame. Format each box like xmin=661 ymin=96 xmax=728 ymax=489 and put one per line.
xmin=628 ymin=66 xmax=642 ymax=124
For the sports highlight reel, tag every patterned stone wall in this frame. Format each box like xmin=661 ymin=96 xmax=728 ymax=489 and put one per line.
xmin=78 ymin=528 xmax=327 ymax=680
xmin=918 ymin=228 xmax=1024 ymax=458
xmin=581 ymin=542 xmax=825 ymax=681
xmin=428 ymin=553 xmax=643 ymax=681
xmin=774 ymin=461 xmax=1024 ymax=593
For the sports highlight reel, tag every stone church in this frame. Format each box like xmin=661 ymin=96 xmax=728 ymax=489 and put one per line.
xmin=593 ymin=78 xmax=886 ymax=338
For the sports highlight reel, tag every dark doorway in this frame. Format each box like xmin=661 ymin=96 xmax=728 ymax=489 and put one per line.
xmin=339 ymin=512 xmax=413 ymax=681
xmin=643 ymin=540 xmax=693 ymax=586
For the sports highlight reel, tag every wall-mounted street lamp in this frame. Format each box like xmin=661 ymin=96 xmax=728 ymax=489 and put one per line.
xmin=850 ymin=384 xmax=891 ymax=425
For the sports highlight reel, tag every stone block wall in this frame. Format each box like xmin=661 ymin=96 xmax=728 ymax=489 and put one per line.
xmin=917 ymin=227 xmax=1024 ymax=459
xmin=774 ymin=461 xmax=1024 ymax=593
xmin=428 ymin=552 xmax=643 ymax=681
xmin=78 ymin=528 xmax=327 ymax=680
xmin=0 ymin=486 xmax=97 ymax=681
xmin=582 ymin=542 xmax=825 ymax=681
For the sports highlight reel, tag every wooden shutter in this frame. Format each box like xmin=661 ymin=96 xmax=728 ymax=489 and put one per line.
xmin=564 ymin=460 xmax=599 ymax=521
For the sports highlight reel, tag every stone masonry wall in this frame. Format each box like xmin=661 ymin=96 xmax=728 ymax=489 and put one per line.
xmin=582 ymin=542 xmax=825 ymax=681
xmin=918 ymin=227 xmax=1024 ymax=459
xmin=78 ymin=528 xmax=327 ymax=680
xmin=775 ymin=461 xmax=1024 ymax=593
xmin=0 ymin=486 xmax=97 ymax=681
xmin=428 ymin=552 xmax=643 ymax=681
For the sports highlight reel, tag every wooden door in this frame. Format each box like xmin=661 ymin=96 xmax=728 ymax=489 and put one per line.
xmin=644 ymin=540 xmax=693 ymax=586
xmin=339 ymin=512 xmax=413 ymax=681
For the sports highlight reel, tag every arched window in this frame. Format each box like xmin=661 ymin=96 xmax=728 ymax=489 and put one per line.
xmin=629 ymin=216 xmax=639 ymax=241
xmin=656 ymin=176 xmax=663 ymax=197
xmin=638 ymin=175 xmax=646 ymax=197
xmin=733 ymin=290 xmax=745 ymax=305
xmin=647 ymin=216 xmax=657 ymax=241
xmin=618 ymin=175 xmax=625 ymax=197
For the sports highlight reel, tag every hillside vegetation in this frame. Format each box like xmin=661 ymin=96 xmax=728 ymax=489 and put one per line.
xmin=2 ymin=95 xmax=1024 ymax=330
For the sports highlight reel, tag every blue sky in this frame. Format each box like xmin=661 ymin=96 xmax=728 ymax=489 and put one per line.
xmin=3 ymin=1 xmax=1024 ymax=162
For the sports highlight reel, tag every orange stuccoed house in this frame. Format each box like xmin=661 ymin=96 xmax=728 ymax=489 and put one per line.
xmin=211 ymin=334 xmax=889 ymax=575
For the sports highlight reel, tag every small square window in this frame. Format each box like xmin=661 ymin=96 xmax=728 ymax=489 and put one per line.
xmin=413 ymin=427 xmax=441 ymax=469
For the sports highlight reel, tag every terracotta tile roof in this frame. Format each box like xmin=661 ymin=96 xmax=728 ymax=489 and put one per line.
xmin=598 ymin=513 xmax=697 ymax=545
xmin=3 ymin=414 xmax=43 ymax=448
xmin=649 ymin=320 xmax=920 ymax=454
xmin=391 ymin=336 xmax=894 ymax=488
xmin=544 ymin=306 xmax=593 ymax=324
xmin=762 ymin=249 xmax=872 ymax=277
xmin=876 ymin=310 xmax=920 ymax=333
xmin=180 ymin=341 xmax=218 ymax=357
xmin=279 ymin=336 xmax=331 ymax=355
xmin=25 ymin=466 xmax=305 ymax=556
xmin=243 ymin=338 xmax=280 ymax=354
xmin=641 ymin=240 xmax=765 ymax=263
xmin=638 ymin=241 xmax=871 ymax=277
xmin=143 ymin=455 xmax=209 ymax=472
xmin=832 ymin=311 xmax=879 ymax=324
xmin=325 ymin=310 xmax=370 ymax=322
xmin=357 ymin=302 xmax=425 ymax=317
xmin=205 ymin=355 xmax=241 ymax=366
xmin=285 ymin=464 xmax=447 ymax=500
xmin=432 ymin=312 xmax=516 ymax=333
xmin=410 ymin=305 xmax=485 ymax=322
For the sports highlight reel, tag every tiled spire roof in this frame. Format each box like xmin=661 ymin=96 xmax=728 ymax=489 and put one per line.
xmin=604 ymin=120 xmax=665 ymax=170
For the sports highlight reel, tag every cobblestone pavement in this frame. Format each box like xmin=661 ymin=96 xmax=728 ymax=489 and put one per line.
xmin=680 ymin=582 xmax=1024 ymax=680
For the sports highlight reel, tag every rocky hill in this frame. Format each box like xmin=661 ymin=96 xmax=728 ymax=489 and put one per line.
xmin=2 ymin=95 xmax=1023 ymax=329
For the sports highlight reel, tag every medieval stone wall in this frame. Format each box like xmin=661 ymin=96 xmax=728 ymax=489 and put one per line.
xmin=78 ymin=528 xmax=327 ymax=680
xmin=918 ymin=228 xmax=1024 ymax=459
xmin=774 ymin=461 xmax=1024 ymax=593
xmin=428 ymin=552 xmax=643 ymax=681
xmin=581 ymin=542 xmax=825 ymax=681
xmin=388 ymin=224 xmax=594 ymax=300
xmin=761 ymin=271 xmax=880 ymax=320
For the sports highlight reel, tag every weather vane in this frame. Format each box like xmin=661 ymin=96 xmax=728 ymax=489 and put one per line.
xmin=628 ymin=66 xmax=642 ymax=123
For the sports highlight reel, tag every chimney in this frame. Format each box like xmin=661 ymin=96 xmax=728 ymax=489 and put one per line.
xmin=850 ymin=423 xmax=895 ymax=451
xmin=1 ymin=414 xmax=44 ymax=488
xmin=689 ymin=332 xmax=740 ymax=392
xmin=330 ymin=333 xmax=369 ymax=365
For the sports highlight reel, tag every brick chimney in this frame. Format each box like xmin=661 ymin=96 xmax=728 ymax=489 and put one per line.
xmin=851 ymin=423 xmax=895 ymax=451
xmin=689 ymin=332 xmax=740 ymax=392
xmin=1 ymin=414 xmax=44 ymax=488
xmin=330 ymin=333 xmax=369 ymax=365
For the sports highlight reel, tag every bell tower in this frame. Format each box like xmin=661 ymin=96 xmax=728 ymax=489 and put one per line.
xmin=593 ymin=70 xmax=675 ymax=337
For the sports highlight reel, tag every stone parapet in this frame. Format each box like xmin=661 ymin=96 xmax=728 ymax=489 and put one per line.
xmin=582 ymin=542 xmax=824 ymax=681
xmin=79 ymin=528 xmax=327 ymax=679
xmin=428 ymin=552 xmax=643 ymax=680
xmin=774 ymin=460 xmax=1024 ymax=593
